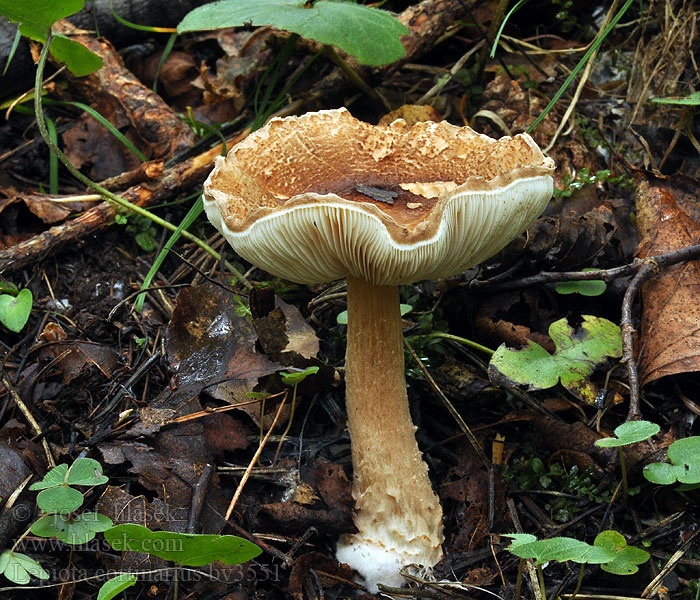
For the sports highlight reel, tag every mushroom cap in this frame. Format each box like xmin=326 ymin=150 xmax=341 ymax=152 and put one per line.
xmin=204 ymin=108 xmax=555 ymax=285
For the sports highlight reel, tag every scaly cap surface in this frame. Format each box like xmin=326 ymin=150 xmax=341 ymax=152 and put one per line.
xmin=204 ymin=108 xmax=555 ymax=285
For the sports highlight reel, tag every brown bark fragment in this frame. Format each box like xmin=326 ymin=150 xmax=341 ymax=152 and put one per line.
xmin=52 ymin=20 xmax=195 ymax=160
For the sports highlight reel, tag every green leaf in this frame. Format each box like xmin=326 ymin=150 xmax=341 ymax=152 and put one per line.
xmin=66 ymin=458 xmax=109 ymax=486
xmin=30 ymin=463 xmax=68 ymax=490
xmin=45 ymin=34 xmax=104 ymax=76
xmin=0 ymin=288 xmax=33 ymax=332
xmin=280 ymin=366 xmax=319 ymax=386
xmin=555 ymin=270 xmax=606 ymax=296
xmin=97 ymin=574 xmax=138 ymax=600
xmin=104 ymin=524 xmax=262 ymax=566
xmin=505 ymin=533 xmax=538 ymax=547
xmin=504 ymin=535 xmax=616 ymax=565
xmin=643 ymin=436 xmax=700 ymax=485
xmin=36 ymin=486 xmax=84 ymax=514
xmin=32 ymin=512 xmax=113 ymax=545
xmin=595 ymin=420 xmax=660 ymax=448
xmin=651 ymin=91 xmax=700 ymax=106
xmin=178 ymin=0 xmax=408 ymax=66
xmin=0 ymin=1 xmax=103 ymax=75
xmin=0 ymin=0 xmax=85 ymax=31
xmin=135 ymin=230 xmax=158 ymax=252
xmin=488 ymin=316 xmax=622 ymax=403
xmin=0 ymin=550 xmax=49 ymax=584
xmin=594 ymin=530 xmax=649 ymax=575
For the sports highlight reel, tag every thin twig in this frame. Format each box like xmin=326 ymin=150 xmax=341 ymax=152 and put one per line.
xmin=620 ymin=259 xmax=659 ymax=421
xmin=404 ymin=339 xmax=491 ymax=470
xmin=1 ymin=372 xmax=55 ymax=467
xmin=642 ymin=527 xmax=700 ymax=598
xmin=225 ymin=393 xmax=287 ymax=520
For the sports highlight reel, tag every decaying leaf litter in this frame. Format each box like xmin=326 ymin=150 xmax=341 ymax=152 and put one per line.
xmin=1 ymin=0 xmax=700 ymax=598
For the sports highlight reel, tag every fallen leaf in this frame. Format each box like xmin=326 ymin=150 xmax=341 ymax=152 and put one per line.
xmin=526 ymin=206 xmax=619 ymax=270
xmin=489 ymin=316 xmax=622 ymax=403
xmin=202 ymin=410 xmax=251 ymax=455
xmin=38 ymin=322 xmax=121 ymax=383
xmin=634 ymin=172 xmax=700 ymax=384
xmin=166 ymin=283 xmax=281 ymax=396
xmin=378 ymin=104 xmax=443 ymax=126
xmin=0 ymin=441 xmax=31 ymax=500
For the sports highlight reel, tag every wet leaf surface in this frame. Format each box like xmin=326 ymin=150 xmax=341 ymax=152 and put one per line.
xmin=166 ymin=282 xmax=282 ymax=393
xmin=635 ymin=173 xmax=700 ymax=384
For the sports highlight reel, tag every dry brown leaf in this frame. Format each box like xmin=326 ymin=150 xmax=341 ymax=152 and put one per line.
xmin=635 ymin=173 xmax=700 ymax=384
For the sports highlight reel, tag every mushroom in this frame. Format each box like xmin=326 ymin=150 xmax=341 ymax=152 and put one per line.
xmin=203 ymin=108 xmax=555 ymax=592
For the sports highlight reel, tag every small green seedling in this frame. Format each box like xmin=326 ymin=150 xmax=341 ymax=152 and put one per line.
xmin=29 ymin=458 xmax=109 ymax=514
xmin=489 ymin=315 xmax=622 ymax=403
xmin=0 ymin=550 xmax=49 ymax=584
xmin=30 ymin=458 xmax=114 ymax=547
xmin=555 ymin=269 xmax=606 ymax=297
xmin=595 ymin=420 xmax=660 ymax=498
xmin=274 ymin=366 xmax=319 ymax=462
xmin=178 ymin=0 xmax=409 ymax=66
xmin=0 ymin=283 xmax=33 ymax=333
xmin=505 ymin=531 xmax=649 ymax=600
xmin=552 ymin=168 xmax=630 ymax=199
xmin=104 ymin=524 xmax=262 ymax=566
xmin=115 ymin=212 xmax=159 ymax=252
xmin=280 ymin=366 xmax=320 ymax=388
xmin=19 ymin=456 xmax=262 ymax=593
xmin=595 ymin=420 xmax=660 ymax=448
xmin=594 ymin=530 xmax=649 ymax=575
xmin=643 ymin=436 xmax=700 ymax=485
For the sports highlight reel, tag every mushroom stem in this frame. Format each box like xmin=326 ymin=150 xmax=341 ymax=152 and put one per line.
xmin=337 ymin=275 xmax=443 ymax=592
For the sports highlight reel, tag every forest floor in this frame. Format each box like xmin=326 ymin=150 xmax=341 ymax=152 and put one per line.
xmin=1 ymin=1 xmax=700 ymax=599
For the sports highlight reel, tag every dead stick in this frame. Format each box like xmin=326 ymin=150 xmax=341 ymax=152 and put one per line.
xmin=620 ymin=259 xmax=659 ymax=422
xmin=0 ymin=372 xmax=55 ymax=467
xmin=0 ymin=144 xmax=220 ymax=276
xmin=470 ymin=243 xmax=700 ymax=291
xmin=187 ymin=463 xmax=214 ymax=533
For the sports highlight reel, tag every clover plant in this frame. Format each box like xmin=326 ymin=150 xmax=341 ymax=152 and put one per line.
xmin=595 ymin=420 xmax=660 ymax=499
xmin=11 ymin=456 xmax=262 ymax=597
xmin=643 ymin=437 xmax=700 ymax=485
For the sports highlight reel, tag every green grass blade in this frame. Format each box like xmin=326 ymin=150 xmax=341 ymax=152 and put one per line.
xmin=43 ymin=98 xmax=148 ymax=162
xmin=490 ymin=0 xmax=530 ymax=58
xmin=134 ymin=195 xmax=204 ymax=312
xmin=108 ymin=0 xmax=177 ymax=32
xmin=3 ymin=28 xmax=22 ymax=75
xmin=153 ymin=32 xmax=179 ymax=93
xmin=527 ymin=0 xmax=635 ymax=133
